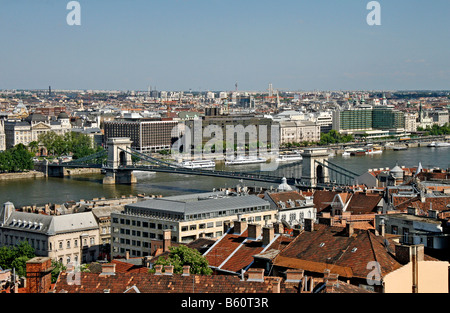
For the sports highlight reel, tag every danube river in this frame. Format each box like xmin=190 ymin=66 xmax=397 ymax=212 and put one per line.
xmin=1 ymin=146 xmax=449 ymax=208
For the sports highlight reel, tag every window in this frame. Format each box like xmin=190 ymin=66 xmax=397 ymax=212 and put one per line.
xmin=149 ymin=223 xmax=156 ymax=229
xmin=90 ymin=237 xmax=95 ymax=245
xmin=391 ymin=225 xmax=398 ymax=235
xmin=190 ymin=225 xmax=197 ymax=231
xmin=59 ymin=241 xmax=63 ymax=249
xmin=143 ymin=232 xmax=149 ymax=238
xmin=67 ymin=241 xmax=71 ymax=249
xmin=216 ymin=221 xmax=222 ymax=227
xmin=199 ymin=224 xmax=206 ymax=229
xmin=181 ymin=226 xmax=188 ymax=232
xmin=207 ymin=222 xmax=214 ymax=228
xmin=142 ymin=222 xmax=149 ymax=228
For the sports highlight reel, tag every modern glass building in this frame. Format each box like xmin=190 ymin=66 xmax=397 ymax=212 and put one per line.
xmin=333 ymin=106 xmax=405 ymax=133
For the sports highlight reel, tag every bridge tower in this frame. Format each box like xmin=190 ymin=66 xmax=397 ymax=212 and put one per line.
xmin=300 ymin=148 xmax=330 ymax=187
xmin=103 ymin=137 xmax=137 ymax=185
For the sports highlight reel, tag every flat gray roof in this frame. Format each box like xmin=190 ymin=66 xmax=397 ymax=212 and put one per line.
xmin=125 ymin=194 xmax=270 ymax=216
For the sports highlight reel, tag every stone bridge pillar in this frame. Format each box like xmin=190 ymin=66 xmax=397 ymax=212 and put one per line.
xmin=103 ymin=137 xmax=137 ymax=185
xmin=300 ymin=148 xmax=330 ymax=188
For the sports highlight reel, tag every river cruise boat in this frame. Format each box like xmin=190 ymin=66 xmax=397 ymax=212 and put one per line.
xmin=180 ymin=160 xmax=215 ymax=169
xmin=225 ymin=156 xmax=267 ymax=165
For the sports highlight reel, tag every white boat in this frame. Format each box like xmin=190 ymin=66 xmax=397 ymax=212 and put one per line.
xmin=275 ymin=153 xmax=302 ymax=162
xmin=435 ymin=142 xmax=450 ymax=147
xmin=225 ymin=156 xmax=267 ymax=165
xmin=342 ymin=151 xmax=351 ymax=157
xmin=365 ymin=147 xmax=383 ymax=154
xmin=180 ymin=160 xmax=215 ymax=169
xmin=427 ymin=142 xmax=437 ymax=147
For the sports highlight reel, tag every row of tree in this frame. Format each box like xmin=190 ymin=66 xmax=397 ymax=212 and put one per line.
xmin=0 ymin=144 xmax=34 ymax=173
xmin=37 ymin=131 xmax=103 ymax=159
xmin=417 ymin=123 xmax=450 ymax=136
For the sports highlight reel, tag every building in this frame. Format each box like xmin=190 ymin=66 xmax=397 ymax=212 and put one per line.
xmin=110 ymin=191 xmax=277 ymax=258
xmin=263 ymin=191 xmax=316 ymax=228
xmin=203 ymin=221 xmax=294 ymax=275
xmin=278 ymin=120 xmax=321 ymax=144
xmin=332 ymin=106 xmax=406 ymax=137
xmin=104 ymin=119 xmax=180 ymax=153
xmin=185 ymin=114 xmax=275 ymax=154
xmin=375 ymin=208 xmax=449 ymax=250
xmin=4 ymin=112 xmax=71 ymax=149
xmin=0 ymin=202 xmax=100 ymax=265
xmin=268 ymin=221 xmax=448 ymax=293
xmin=0 ymin=119 xmax=5 ymax=151
xmin=404 ymin=113 xmax=418 ymax=132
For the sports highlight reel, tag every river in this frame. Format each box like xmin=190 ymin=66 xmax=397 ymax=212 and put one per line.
xmin=0 ymin=146 xmax=449 ymax=208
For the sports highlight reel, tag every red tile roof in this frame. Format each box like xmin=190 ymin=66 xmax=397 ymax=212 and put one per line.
xmin=273 ymin=224 xmax=403 ymax=280
xmin=54 ymin=272 xmax=286 ymax=293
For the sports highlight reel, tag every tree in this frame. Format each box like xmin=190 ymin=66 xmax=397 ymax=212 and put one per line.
xmin=51 ymin=260 xmax=66 ymax=284
xmin=150 ymin=245 xmax=212 ymax=275
xmin=0 ymin=241 xmax=36 ymax=277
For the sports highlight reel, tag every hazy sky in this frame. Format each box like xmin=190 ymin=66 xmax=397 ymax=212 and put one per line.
xmin=0 ymin=0 xmax=449 ymax=91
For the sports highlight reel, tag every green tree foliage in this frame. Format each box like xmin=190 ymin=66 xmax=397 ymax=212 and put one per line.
xmin=51 ymin=260 xmax=66 ymax=284
xmin=38 ymin=131 xmax=103 ymax=159
xmin=150 ymin=245 xmax=213 ymax=275
xmin=417 ymin=123 xmax=450 ymax=136
xmin=0 ymin=241 xmax=36 ymax=277
xmin=0 ymin=144 xmax=34 ymax=173
xmin=319 ymin=130 xmax=354 ymax=145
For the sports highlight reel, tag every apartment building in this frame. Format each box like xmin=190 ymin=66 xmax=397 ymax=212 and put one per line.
xmin=0 ymin=119 xmax=5 ymax=151
xmin=4 ymin=112 xmax=71 ymax=149
xmin=104 ymin=119 xmax=180 ymax=153
xmin=110 ymin=191 xmax=277 ymax=258
xmin=278 ymin=120 xmax=321 ymax=144
xmin=0 ymin=202 xmax=100 ymax=265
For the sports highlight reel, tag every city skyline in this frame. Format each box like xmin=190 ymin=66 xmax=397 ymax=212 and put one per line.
xmin=1 ymin=1 xmax=450 ymax=91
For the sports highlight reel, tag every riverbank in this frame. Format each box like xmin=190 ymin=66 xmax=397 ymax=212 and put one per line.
xmin=0 ymin=171 xmax=45 ymax=181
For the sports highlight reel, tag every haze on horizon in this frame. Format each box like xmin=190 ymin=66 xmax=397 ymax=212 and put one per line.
xmin=0 ymin=0 xmax=449 ymax=92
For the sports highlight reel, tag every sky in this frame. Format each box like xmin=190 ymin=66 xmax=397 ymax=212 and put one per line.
xmin=0 ymin=0 xmax=449 ymax=92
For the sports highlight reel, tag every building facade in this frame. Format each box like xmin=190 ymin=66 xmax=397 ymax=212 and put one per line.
xmin=278 ymin=120 xmax=321 ymax=144
xmin=0 ymin=119 xmax=5 ymax=151
xmin=4 ymin=112 xmax=71 ymax=149
xmin=333 ymin=106 xmax=406 ymax=135
xmin=110 ymin=191 xmax=277 ymax=258
xmin=0 ymin=202 xmax=100 ymax=265
xmin=104 ymin=119 xmax=180 ymax=153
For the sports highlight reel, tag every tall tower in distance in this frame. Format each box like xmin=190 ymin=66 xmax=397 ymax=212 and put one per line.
xmin=48 ymin=86 xmax=52 ymax=98
xmin=268 ymin=83 xmax=273 ymax=98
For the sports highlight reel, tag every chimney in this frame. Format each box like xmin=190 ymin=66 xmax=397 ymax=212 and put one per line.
xmin=234 ymin=220 xmax=247 ymax=235
xmin=395 ymin=244 xmax=424 ymax=264
xmin=164 ymin=265 xmax=174 ymax=275
xmin=100 ymin=263 xmax=116 ymax=276
xmin=246 ymin=268 xmax=264 ymax=282
xmin=379 ymin=219 xmax=385 ymax=237
xmin=247 ymin=223 xmax=262 ymax=239
xmin=262 ymin=226 xmax=275 ymax=246
xmin=324 ymin=272 xmax=339 ymax=293
xmin=154 ymin=264 xmax=163 ymax=275
xmin=428 ymin=209 xmax=437 ymax=219
xmin=271 ymin=278 xmax=281 ymax=293
xmin=285 ymin=269 xmax=304 ymax=283
xmin=26 ymin=257 xmax=53 ymax=293
xmin=346 ymin=222 xmax=354 ymax=237
xmin=288 ymin=228 xmax=298 ymax=238
xmin=304 ymin=218 xmax=314 ymax=232
xmin=272 ymin=222 xmax=284 ymax=234
xmin=163 ymin=229 xmax=171 ymax=252
xmin=125 ymin=250 xmax=130 ymax=260
xmin=182 ymin=265 xmax=190 ymax=276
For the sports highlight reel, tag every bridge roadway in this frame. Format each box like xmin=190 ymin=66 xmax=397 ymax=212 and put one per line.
xmin=48 ymin=162 xmax=297 ymax=185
